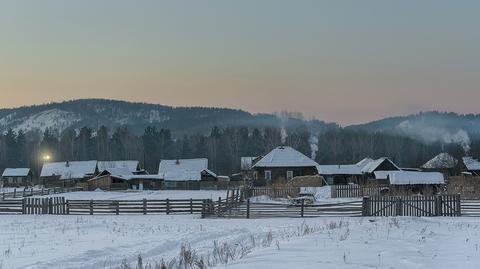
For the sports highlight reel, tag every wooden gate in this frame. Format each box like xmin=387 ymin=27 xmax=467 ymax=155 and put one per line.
xmin=362 ymin=195 xmax=461 ymax=217
xmin=22 ymin=197 xmax=66 ymax=215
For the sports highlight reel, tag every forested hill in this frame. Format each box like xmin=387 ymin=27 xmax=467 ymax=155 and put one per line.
xmin=0 ymin=99 xmax=337 ymax=136
xmin=347 ymin=111 xmax=480 ymax=151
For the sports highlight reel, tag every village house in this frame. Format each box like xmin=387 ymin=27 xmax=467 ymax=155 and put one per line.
xmin=252 ymin=146 xmax=319 ymax=186
xmin=422 ymin=153 xmax=463 ymax=176
xmin=40 ymin=160 xmax=98 ymax=187
xmin=158 ymin=158 xmax=217 ymax=190
xmin=1 ymin=168 xmax=33 ymax=187
xmin=462 ymin=157 xmax=480 ymax=176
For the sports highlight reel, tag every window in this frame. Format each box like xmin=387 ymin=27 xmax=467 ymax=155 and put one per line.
xmin=265 ymin=170 xmax=272 ymax=181
xmin=287 ymin=171 xmax=294 ymax=180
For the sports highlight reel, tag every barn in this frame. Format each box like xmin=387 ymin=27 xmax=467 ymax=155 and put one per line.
xmin=374 ymin=170 xmax=445 ymax=195
xmin=1 ymin=168 xmax=33 ymax=187
xmin=158 ymin=159 xmax=217 ymax=190
xmin=252 ymin=146 xmax=319 ymax=186
xmin=316 ymin=164 xmax=363 ymax=185
xmin=88 ymin=167 xmax=163 ymax=191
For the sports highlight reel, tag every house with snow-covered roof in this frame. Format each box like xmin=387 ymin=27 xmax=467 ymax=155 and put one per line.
xmin=422 ymin=153 xmax=462 ymax=176
xmin=252 ymin=146 xmax=319 ymax=185
xmin=40 ymin=160 xmax=98 ymax=187
xmin=97 ymin=160 xmax=141 ymax=174
xmin=158 ymin=158 xmax=217 ymax=189
xmin=462 ymin=157 xmax=480 ymax=176
xmin=1 ymin=168 xmax=33 ymax=187
xmin=374 ymin=170 xmax=445 ymax=195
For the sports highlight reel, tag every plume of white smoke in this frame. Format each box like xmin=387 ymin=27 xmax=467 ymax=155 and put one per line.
xmin=280 ymin=127 xmax=288 ymax=144
xmin=309 ymin=135 xmax=319 ymax=160
xmin=444 ymin=130 xmax=471 ymax=153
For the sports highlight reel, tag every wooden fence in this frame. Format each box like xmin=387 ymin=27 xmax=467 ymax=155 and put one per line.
xmin=460 ymin=199 xmax=480 ymax=217
xmin=0 ymin=199 xmax=23 ymax=214
xmin=202 ymin=199 xmax=362 ymax=219
xmin=243 ymin=187 xmax=300 ymax=199
xmin=331 ymin=185 xmax=386 ymax=198
xmin=23 ymin=197 xmax=66 ymax=215
xmin=362 ymin=195 xmax=461 ymax=217
xmin=1 ymin=187 xmax=83 ymax=200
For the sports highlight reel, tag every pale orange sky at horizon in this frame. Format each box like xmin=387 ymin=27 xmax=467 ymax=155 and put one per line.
xmin=1 ymin=1 xmax=479 ymax=125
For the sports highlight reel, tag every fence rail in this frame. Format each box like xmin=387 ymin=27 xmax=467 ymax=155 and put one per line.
xmin=362 ymin=195 xmax=461 ymax=217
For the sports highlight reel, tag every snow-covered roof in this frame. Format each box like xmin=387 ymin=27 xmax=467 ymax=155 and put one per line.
xmin=374 ymin=171 xmax=445 ymax=185
xmin=360 ymin=158 xmax=400 ymax=173
xmin=158 ymin=159 xmax=217 ymax=181
xmin=422 ymin=153 xmax=458 ymax=169
xmin=316 ymin=165 xmax=362 ymax=175
xmin=40 ymin=161 xmax=97 ymax=180
xmin=356 ymin=158 xmax=374 ymax=169
xmin=94 ymin=167 xmax=163 ymax=181
xmin=253 ymin=146 xmax=319 ymax=168
xmin=2 ymin=168 xmax=31 ymax=177
xmin=97 ymin=161 xmax=139 ymax=173
xmin=463 ymin=157 xmax=480 ymax=171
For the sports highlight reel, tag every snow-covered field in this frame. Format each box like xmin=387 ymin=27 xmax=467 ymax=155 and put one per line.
xmin=1 ymin=215 xmax=479 ymax=269
xmin=43 ymin=190 xmax=229 ymax=200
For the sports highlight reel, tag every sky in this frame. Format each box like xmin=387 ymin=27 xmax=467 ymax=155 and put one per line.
xmin=1 ymin=0 xmax=479 ymax=125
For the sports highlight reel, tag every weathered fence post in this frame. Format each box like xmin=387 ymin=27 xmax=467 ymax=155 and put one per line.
xmin=143 ymin=199 xmax=147 ymax=215
xmin=246 ymin=199 xmax=250 ymax=219
xmin=331 ymin=186 xmax=336 ymax=198
xmin=13 ymin=189 xmax=16 ymax=198
xmin=362 ymin=197 xmax=369 ymax=216
xmin=66 ymin=200 xmax=70 ymax=215
xmin=115 ymin=201 xmax=119 ymax=215
xmin=396 ymin=197 xmax=403 ymax=216
xmin=301 ymin=199 xmax=305 ymax=218
xmin=166 ymin=198 xmax=170 ymax=215
xmin=435 ymin=196 xmax=443 ymax=216
xmin=31 ymin=188 xmax=33 ymax=196
xmin=456 ymin=194 xmax=461 ymax=217
xmin=190 ymin=198 xmax=193 ymax=214
xmin=48 ymin=198 xmax=53 ymax=214
xmin=218 ymin=197 xmax=222 ymax=217
xmin=22 ymin=198 xmax=26 ymax=214
xmin=23 ymin=189 xmax=26 ymax=197
xmin=90 ymin=199 xmax=93 ymax=215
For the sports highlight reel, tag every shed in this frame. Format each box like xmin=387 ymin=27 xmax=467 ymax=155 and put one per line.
xmin=158 ymin=159 xmax=217 ymax=190
xmin=1 ymin=168 xmax=33 ymax=187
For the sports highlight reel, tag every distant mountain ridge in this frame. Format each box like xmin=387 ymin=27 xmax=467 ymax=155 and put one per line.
xmin=0 ymin=99 xmax=337 ymax=136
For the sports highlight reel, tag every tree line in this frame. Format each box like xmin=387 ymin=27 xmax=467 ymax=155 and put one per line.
xmin=0 ymin=126 xmax=479 ymax=177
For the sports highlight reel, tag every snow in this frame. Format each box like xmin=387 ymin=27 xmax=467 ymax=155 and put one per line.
xmin=463 ymin=157 xmax=480 ymax=171
xmin=158 ymin=159 xmax=216 ymax=181
xmin=220 ymin=217 xmax=480 ymax=269
xmin=2 ymin=168 xmax=30 ymax=177
xmin=253 ymin=146 xmax=319 ymax=168
xmin=1 ymin=216 xmax=479 ymax=269
xmin=12 ymin=109 xmax=81 ymax=134
xmin=422 ymin=153 xmax=458 ymax=169
xmin=43 ymin=190 xmax=229 ymax=200
xmin=374 ymin=171 xmax=445 ymax=185
xmin=316 ymin=165 xmax=362 ymax=175
xmin=40 ymin=161 xmax=97 ymax=180
xmin=97 ymin=161 xmax=139 ymax=173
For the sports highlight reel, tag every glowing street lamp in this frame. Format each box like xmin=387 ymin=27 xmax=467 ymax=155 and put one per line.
xmin=42 ymin=154 xmax=51 ymax=162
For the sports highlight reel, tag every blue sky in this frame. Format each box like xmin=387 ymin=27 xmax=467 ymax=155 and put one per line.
xmin=1 ymin=1 xmax=479 ymax=124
